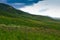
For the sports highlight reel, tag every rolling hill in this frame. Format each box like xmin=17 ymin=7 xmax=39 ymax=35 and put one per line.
xmin=0 ymin=3 xmax=60 ymax=40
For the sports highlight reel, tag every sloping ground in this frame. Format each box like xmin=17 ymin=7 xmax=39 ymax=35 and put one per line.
xmin=0 ymin=24 xmax=60 ymax=40
xmin=0 ymin=16 xmax=60 ymax=30
xmin=0 ymin=3 xmax=55 ymax=21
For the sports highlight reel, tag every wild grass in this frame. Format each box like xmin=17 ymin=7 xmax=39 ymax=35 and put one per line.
xmin=0 ymin=24 xmax=60 ymax=40
xmin=0 ymin=16 xmax=60 ymax=40
xmin=0 ymin=16 xmax=60 ymax=30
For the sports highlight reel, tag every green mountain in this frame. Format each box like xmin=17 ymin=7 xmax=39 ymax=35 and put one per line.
xmin=0 ymin=3 xmax=60 ymax=40
xmin=0 ymin=3 xmax=54 ymax=20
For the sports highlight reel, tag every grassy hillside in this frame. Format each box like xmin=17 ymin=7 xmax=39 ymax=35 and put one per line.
xmin=0 ymin=3 xmax=60 ymax=40
xmin=0 ymin=24 xmax=60 ymax=40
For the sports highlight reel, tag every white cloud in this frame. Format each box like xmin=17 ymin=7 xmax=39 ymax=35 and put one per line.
xmin=18 ymin=0 xmax=60 ymax=18
xmin=18 ymin=1 xmax=47 ymax=15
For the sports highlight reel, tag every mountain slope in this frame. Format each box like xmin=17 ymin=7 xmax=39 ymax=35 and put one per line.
xmin=0 ymin=3 xmax=54 ymax=20
xmin=0 ymin=3 xmax=60 ymax=40
xmin=0 ymin=3 xmax=60 ymax=29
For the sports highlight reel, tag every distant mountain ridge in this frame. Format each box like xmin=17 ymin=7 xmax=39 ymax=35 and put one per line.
xmin=0 ymin=3 xmax=54 ymax=20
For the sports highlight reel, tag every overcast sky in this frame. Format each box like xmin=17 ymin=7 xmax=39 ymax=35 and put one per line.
xmin=0 ymin=0 xmax=60 ymax=18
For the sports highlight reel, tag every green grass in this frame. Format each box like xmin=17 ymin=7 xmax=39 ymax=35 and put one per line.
xmin=0 ymin=16 xmax=60 ymax=30
xmin=0 ymin=16 xmax=60 ymax=40
xmin=0 ymin=24 xmax=60 ymax=40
